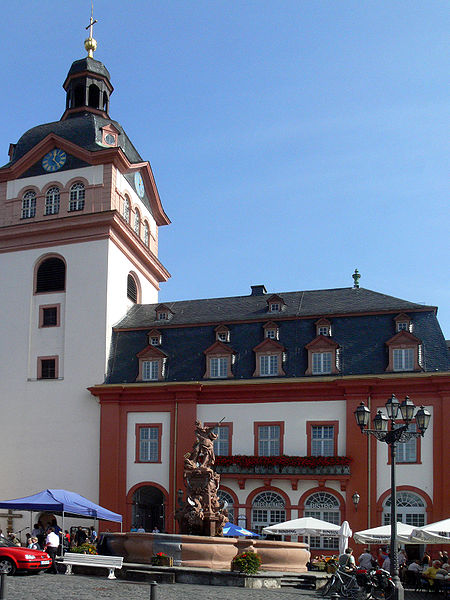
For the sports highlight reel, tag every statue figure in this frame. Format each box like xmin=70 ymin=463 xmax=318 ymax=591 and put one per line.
xmin=175 ymin=418 xmax=228 ymax=536
xmin=190 ymin=420 xmax=219 ymax=469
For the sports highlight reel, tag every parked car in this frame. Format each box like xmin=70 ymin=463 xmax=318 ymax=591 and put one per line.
xmin=0 ymin=538 xmax=51 ymax=575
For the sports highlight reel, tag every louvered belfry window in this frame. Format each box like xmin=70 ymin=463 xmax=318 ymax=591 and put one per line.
xmin=127 ymin=274 xmax=138 ymax=303
xmin=35 ymin=258 xmax=65 ymax=293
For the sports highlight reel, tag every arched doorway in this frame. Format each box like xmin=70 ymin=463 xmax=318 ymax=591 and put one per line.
xmin=131 ymin=486 xmax=165 ymax=532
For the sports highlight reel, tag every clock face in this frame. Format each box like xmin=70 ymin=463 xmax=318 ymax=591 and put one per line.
xmin=135 ymin=172 xmax=145 ymax=198
xmin=104 ymin=133 xmax=116 ymax=145
xmin=42 ymin=149 xmax=67 ymax=172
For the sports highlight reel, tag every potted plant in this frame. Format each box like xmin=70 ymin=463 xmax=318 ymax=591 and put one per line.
xmin=151 ymin=551 xmax=173 ymax=567
xmin=231 ymin=551 xmax=262 ymax=574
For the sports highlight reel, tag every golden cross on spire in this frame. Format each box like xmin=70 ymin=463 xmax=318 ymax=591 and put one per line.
xmin=84 ymin=2 xmax=98 ymax=58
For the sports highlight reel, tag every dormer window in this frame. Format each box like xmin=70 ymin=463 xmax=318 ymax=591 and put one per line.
xmin=203 ymin=341 xmax=235 ymax=379
xmin=305 ymin=336 xmax=340 ymax=376
xmin=148 ymin=329 xmax=162 ymax=346
xmin=253 ymin=339 xmax=285 ymax=377
xmin=215 ymin=325 xmax=230 ymax=343
xmin=263 ymin=321 xmax=279 ymax=340
xmin=394 ymin=313 xmax=412 ymax=333
xmin=315 ymin=318 xmax=332 ymax=337
xmin=136 ymin=345 xmax=167 ymax=382
xmin=386 ymin=331 xmax=422 ymax=372
xmin=266 ymin=294 xmax=286 ymax=314
xmin=155 ymin=304 xmax=173 ymax=322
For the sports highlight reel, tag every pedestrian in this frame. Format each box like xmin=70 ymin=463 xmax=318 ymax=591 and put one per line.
xmin=338 ymin=548 xmax=356 ymax=572
xmin=89 ymin=526 xmax=97 ymax=543
xmin=44 ymin=527 xmax=59 ymax=574
xmin=152 ymin=526 xmax=160 ymax=533
xmin=358 ymin=548 xmax=375 ymax=570
xmin=74 ymin=526 xmax=87 ymax=546
xmin=28 ymin=536 xmax=40 ymax=550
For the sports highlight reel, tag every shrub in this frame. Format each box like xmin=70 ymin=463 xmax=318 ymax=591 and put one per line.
xmin=231 ymin=551 xmax=262 ymax=574
xmin=70 ymin=543 xmax=98 ymax=555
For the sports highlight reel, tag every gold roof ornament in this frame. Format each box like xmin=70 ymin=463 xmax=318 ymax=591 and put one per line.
xmin=84 ymin=1 xmax=98 ymax=58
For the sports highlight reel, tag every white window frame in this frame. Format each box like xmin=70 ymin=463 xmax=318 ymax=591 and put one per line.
xmin=69 ymin=183 xmax=85 ymax=211
xmin=312 ymin=352 xmax=332 ymax=374
xmin=142 ymin=360 xmax=159 ymax=381
xmin=21 ymin=191 xmax=36 ymax=219
xmin=143 ymin=222 xmax=149 ymax=246
xmin=393 ymin=348 xmax=414 ymax=371
xmin=260 ymin=354 xmax=278 ymax=376
xmin=311 ymin=425 xmax=335 ymax=456
xmin=210 ymin=357 xmax=228 ymax=378
xmin=258 ymin=425 xmax=280 ymax=456
xmin=134 ymin=209 xmax=140 ymax=236
xmin=123 ymin=196 xmax=130 ymax=222
xmin=45 ymin=186 xmax=60 ymax=215
xmin=318 ymin=326 xmax=330 ymax=336
xmin=213 ymin=425 xmax=230 ymax=456
xmin=139 ymin=426 xmax=160 ymax=462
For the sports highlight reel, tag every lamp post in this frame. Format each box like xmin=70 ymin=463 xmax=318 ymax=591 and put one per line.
xmin=354 ymin=395 xmax=431 ymax=600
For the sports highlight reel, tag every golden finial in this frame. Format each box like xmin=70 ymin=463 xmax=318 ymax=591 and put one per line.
xmin=84 ymin=1 xmax=98 ymax=58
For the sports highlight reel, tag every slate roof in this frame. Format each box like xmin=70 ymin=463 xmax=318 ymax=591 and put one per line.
xmin=3 ymin=112 xmax=142 ymax=168
xmin=105 ymin=287 xmax=449 ymax=384
xmin=115 ymin=287 xmax=435 ymax=329
xmin=66 ymin=57 xmax=111 ymax=80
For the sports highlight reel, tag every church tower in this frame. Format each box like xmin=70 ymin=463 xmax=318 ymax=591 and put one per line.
xmin=0 ymin=20 xmax=170 ymax=520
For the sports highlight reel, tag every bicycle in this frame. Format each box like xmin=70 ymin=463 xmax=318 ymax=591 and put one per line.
xmin=321 ymin=568 xmax=361 ymax=598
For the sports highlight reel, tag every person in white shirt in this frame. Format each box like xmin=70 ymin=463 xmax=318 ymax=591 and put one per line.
xmin=408 ymin=560 xmax=422 ymax=573
xmin=358 ymin=549 xmax=375 ymax=570
xmin=45 ymin=528 xmax=59 ymax=574
xmin=382 ymin=556 xmax=391 ymax=572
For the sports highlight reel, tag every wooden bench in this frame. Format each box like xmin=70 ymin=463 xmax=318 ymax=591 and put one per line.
xmin=58 ymin=553 xmax=124 ymax=579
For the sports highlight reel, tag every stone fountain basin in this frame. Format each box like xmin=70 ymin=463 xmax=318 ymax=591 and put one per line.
xmin=100 ymin=532 xmax=309 ymax=573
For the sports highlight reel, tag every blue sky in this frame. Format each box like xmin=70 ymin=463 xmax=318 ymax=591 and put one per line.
xmin=0 ymin=2 xmax=448 ymax=336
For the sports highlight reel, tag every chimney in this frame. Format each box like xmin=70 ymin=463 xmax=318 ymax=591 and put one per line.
xmin=250 ymin=285 xmax=267 ymax=296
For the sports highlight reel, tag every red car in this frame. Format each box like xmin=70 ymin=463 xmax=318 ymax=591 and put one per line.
xmin=0 ymin=538 xmax=51 ymax=575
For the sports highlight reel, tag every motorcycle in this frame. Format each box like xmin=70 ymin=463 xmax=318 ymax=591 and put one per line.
xmin=355 ymin=567 xmax=396 ymax=599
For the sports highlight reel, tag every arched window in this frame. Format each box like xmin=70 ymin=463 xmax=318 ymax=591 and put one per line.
xmin=35 ymin=257 xmax=66 ymax=293
xmin=143 ymin=222 xmax=149 ymax=247
xmin=74 ymin=84 xmax=85 ymax=107
xmin=69 ymin=183 xmax=85 ymax=211
xmin=45 ymin=187 xmax=60 ymax=216
xmin=217 ymin=490 xmax=234 ymax=524
xmin=251 ymin=491 xmax=286 ymax=535
xmin=127 ymin=273 xmax=138 ymax=304
xmin=21 ymin=190 xmax=36 ymax=219
xmin=383 ymin=491 xmax=426 ymax=527
xmin=88 ymin=84 xmax=100 ymax=109
xmin=123 ymin=196 xmax=130 ymax=223
xmin=134 ymin=209 xmax=140 ymax=236
xmin=304 ymin=492 xmax=340 ymax=549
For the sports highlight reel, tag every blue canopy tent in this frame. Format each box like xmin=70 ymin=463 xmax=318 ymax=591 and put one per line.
xmin=0 ymin=489 xmax=122 ymax=549
xmin=222 ymin=522 xmax=259 ymax=537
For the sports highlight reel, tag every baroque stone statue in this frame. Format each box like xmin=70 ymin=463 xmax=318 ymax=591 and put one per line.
xmin=175 ymin=419 xmax=229 ymax=536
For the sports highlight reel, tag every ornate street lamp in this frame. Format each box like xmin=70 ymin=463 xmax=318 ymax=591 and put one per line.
xmin=352 ymin=492 xmax=360 ymax=511
xmin=354 ymin=396 xmax=431 ymax=600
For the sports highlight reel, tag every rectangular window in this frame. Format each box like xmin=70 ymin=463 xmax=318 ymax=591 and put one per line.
xmin=397 ymin=322 xmax=409 ymax=332
xmin=258 ymin=425 xmax=281 ymax=456
xmin=260 ymin=355 xmax=278 ymax=376
xmin=266 ymin=329 xmax=277 ymax=339
xmin=318 ymin=326 xmax=330 ymax=336
xmin=37 ymin=356 xmax=58 ymax=380
xmin=142 ymin=360 xmax=159 ymax=381
xmin=213 ymin=424 xmax=230 ymax=456
xmin=393 ymin=348 xmax=414 ymax=371
xmin=270 ymin=303 xmax=280 ymax=312
xmin=311 ymin=425 xmax=335 ymax=456
xmin=396 ymin=423 xmax=417 ymax=463
xmin=217 ymin=332 xmax=228 ymax=342
xmin=210 ymin=357 xmax=227 ymax=378
xmin=39 ymin=304 xmax=60 ymax=328
xmin=312 ymin=352 xmax=332 ymax=374
xmin=136 ymin=424 xmax=161 ymax=462
xmin=150 ymin=337 xmax=160 ymax=346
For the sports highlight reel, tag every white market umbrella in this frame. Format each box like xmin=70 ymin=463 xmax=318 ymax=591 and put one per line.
xmin=339 ymin=520 xmax=353 ymax=555
xmin=353 ymin=522 xmax=415 ymax=544
xmin=410 ymin=519 xmax=450 ymax=544
xmin=263 ymin=516 xmax=341 ymax=537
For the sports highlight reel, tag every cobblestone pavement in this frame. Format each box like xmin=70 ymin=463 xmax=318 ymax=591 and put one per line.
xmin=2 ymin=573 xmax=319 ymax=600
xmin=2 ymin=573 xmax=435 ymax=600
